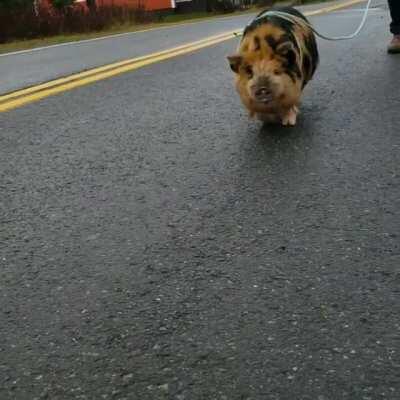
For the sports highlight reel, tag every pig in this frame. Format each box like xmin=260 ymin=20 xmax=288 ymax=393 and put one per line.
xmin=228 ymin=7 xmax=319 ymax=126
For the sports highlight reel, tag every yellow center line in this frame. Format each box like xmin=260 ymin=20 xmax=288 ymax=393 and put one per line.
xmin=305 ymin=0 xmax=365 ymax=16
xmin=0 ymin=31 xmax=237 ymax=104
xmin=0 ymin=0 xmax=366 ymax=112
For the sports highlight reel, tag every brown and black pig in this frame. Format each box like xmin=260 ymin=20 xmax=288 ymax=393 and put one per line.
xmin=228 ymin=7 xmax=319 ymax=126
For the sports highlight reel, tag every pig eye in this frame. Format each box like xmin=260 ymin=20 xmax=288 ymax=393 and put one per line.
xmin=244 ymin=65 xmax=253 ymax=78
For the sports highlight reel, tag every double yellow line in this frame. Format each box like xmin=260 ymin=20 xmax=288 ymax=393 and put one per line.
xmin=0 ymin=0 xmax=365 ymax=113
xmin=0 ymin=31 xmax=238 ymax=113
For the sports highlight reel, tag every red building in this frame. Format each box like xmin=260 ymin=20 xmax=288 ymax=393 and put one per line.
xmin=88 ymin=0 xmax=175 ymax=11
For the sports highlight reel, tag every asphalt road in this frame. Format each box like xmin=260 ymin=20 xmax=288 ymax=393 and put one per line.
xmin=1 ymin=2 xmax=400 ymax=400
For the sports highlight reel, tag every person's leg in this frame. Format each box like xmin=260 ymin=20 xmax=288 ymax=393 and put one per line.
xmin=388 ymin=0 xmax=400 ymax=53
xmin=388 ymin=0 xmax=400 ymax=34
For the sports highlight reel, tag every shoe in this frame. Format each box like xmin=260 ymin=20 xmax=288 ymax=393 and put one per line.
xmin=388 ymin=35 xmax=400 ymax=54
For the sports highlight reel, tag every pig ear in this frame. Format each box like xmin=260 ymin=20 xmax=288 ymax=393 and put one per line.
xmin=227 ymin=54 xmax=243 ymax=73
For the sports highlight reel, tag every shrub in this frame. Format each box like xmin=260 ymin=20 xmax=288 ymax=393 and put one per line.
xmin=0 ymin=3 xmax=155 ymax=43
xmin=0 ymin=0 xmax=34 ymax=10
xmin=252 ymin=0 xmax=276 ymax=7
xmin=207 ymin=0 xmax=237 ymax=13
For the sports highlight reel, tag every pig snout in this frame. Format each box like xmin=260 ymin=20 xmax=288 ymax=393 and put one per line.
xmin=251 ymin=77 xmax=273 ymax=103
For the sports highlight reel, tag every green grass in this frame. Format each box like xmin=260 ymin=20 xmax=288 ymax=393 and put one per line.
xmin=295 ymin=0 xmax=333 ymax=4
xmin=161 ymin=11 xmax=219 ymax=23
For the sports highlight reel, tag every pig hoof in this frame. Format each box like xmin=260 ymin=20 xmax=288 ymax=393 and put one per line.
xmin=281 ymin=107 xmax=298 ymax=126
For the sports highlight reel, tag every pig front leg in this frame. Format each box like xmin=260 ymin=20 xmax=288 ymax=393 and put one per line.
xmin=281 ymin=106 xmax=299 ymax=127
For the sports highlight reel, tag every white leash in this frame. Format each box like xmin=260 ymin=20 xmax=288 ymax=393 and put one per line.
xmin=241 ymin=0 xmax=374 ymax=41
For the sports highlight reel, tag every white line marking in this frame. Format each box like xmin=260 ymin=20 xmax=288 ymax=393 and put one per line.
xmin=330 ymin=7 xmax=380 ymax=12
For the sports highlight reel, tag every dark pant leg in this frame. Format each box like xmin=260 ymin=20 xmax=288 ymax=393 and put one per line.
xmin=388 ymin=0 xmax=400 ymax=34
